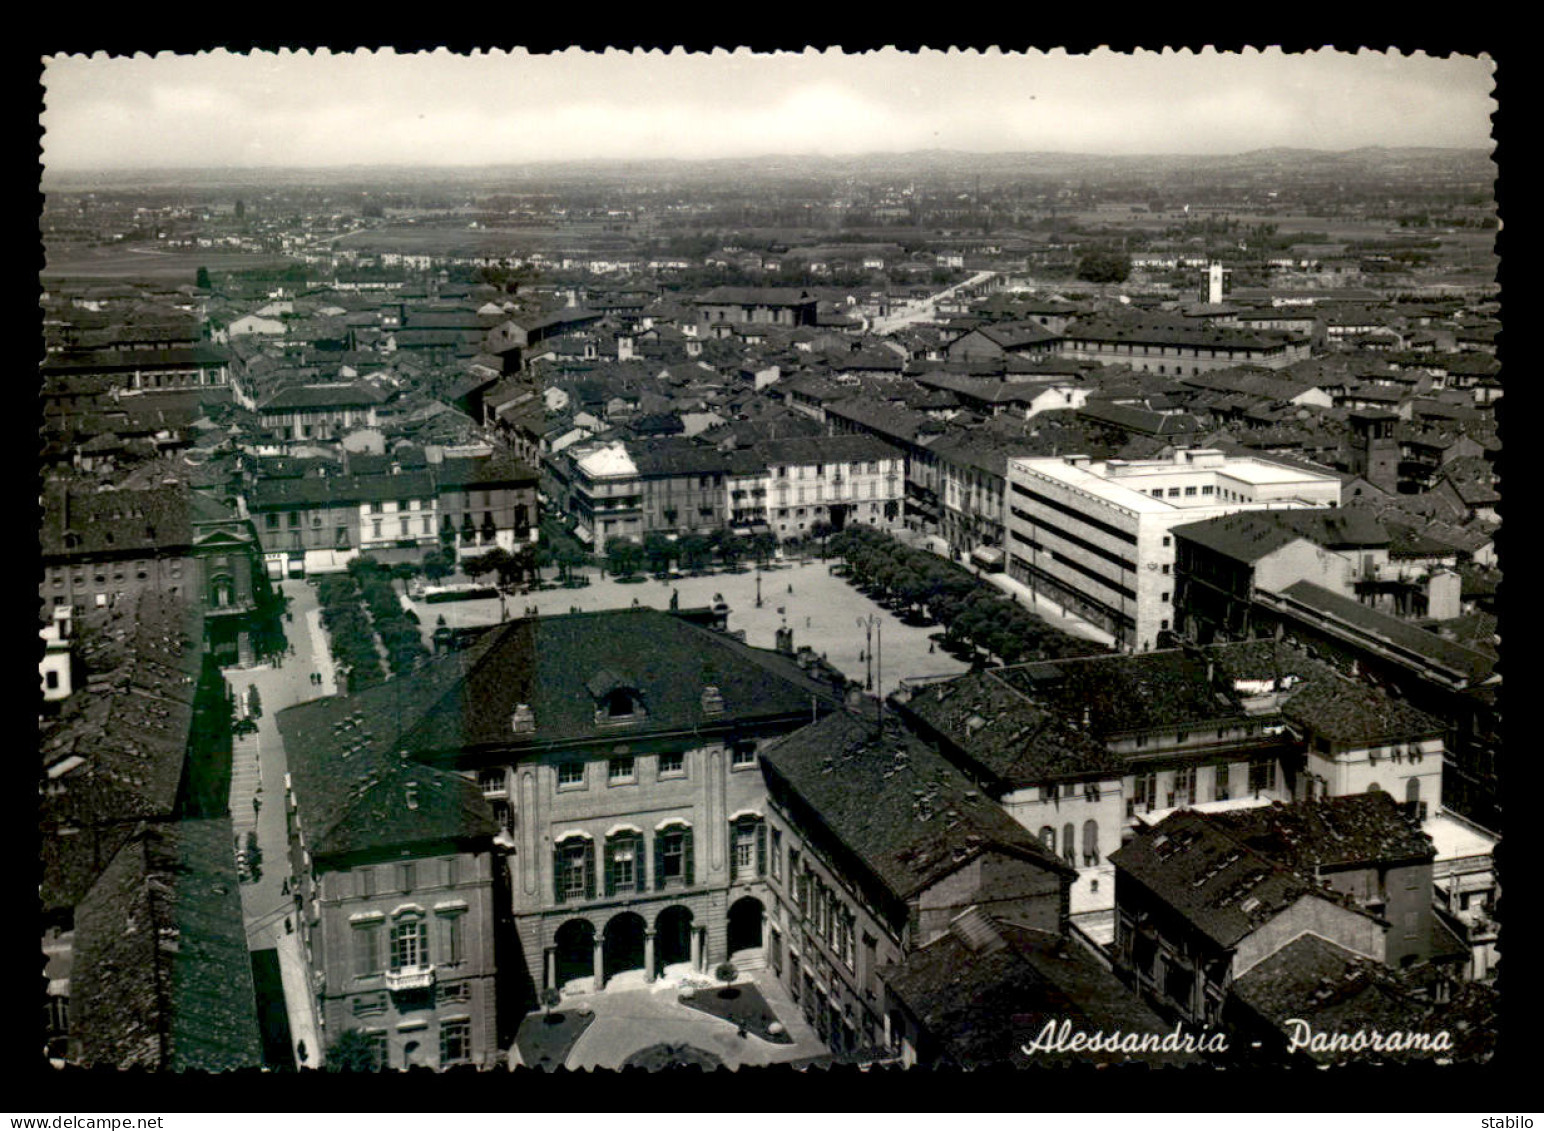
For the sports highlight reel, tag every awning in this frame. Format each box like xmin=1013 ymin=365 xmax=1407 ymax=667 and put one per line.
xmin=573 ymin=524 xmax=593 ymax=544
xmin=971 ymin=546 xmax=1005 ymax=566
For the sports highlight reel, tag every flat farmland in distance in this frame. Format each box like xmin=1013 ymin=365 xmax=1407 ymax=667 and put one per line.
xmin=43 ymin=243 xmax=303 ymax=281
xmin=333 ymin=225 xmax=636 ymax=257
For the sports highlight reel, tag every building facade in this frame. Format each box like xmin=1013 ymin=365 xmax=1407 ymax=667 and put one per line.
xmin=1005 ymin=450 xmax=1342 ymax=651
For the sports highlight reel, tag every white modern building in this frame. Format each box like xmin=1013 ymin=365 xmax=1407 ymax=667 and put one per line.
xmin=1005 ymin=449 xmax=1342 ymax=651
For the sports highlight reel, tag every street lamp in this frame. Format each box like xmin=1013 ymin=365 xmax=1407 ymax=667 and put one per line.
xmin=857 ymin=614 xmax=878 ymax=691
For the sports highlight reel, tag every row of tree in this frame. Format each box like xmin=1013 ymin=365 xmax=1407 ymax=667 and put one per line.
xmin=317 ymin=573 xmax=387 ymax=694
xmin=604 ymin=528 xmax=779 ymax=580
xmin=831 ymin=528 xmax=1107 ymax=666
xmin=346 ymin=557 xmax=431 ymax=677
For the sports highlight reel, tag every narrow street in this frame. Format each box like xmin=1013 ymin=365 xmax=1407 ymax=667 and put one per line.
xmin=224 ymin=579 xmax=337 ymax=1068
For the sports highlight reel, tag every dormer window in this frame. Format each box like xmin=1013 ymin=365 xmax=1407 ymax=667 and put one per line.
xmin=606 ymin=690 xmax=638 ymax=718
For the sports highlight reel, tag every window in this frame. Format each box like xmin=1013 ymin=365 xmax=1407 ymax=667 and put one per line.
xmin=358 ymin=866 xmax=375 ymax=898
xmin=265 ymin=514 xmax=279 ymax=529
xmin=1062 ymin=823 xmax=1076 ymax=866
xmin=606 ymin=833 xmax=645 ymax=896
xmin=439 ymin=1019 xmax=472 ymax=1065
xmin=1131 ymin=773 xmax=1157 ymax=816
xmin=732 ymin=817 xmax=767 ymax=882
xmin=398 ymin=863 xmax=415 ymax=892
xmin=438 ymin=981 xmax=471 ymax=1006
xmin=555 ymin=838 xmax=594 ymax=903
xmin=1202 ymin=485 xmax=1214 ymax=496
xmin=658 ymin=751 xmax=684 ymax=777
xmin=478 ymin=768 xmax=507 ymax=797
xmin=557 ymin=762 xmax=585 ymax=789
xmin=608 ymin=756 xmax=636 ymax=784
xmin=1249 ymin=758 xmax=1274 ymax=795
xmin=1082 ymin=820 xmax=1100 ymax=866
xmin=288 ymin=512 xmax=300 ymax=527
xmin=1167 ymin=487 xmax=1180 ymax=498
xmin=771 ymin=827 xmax=783 ymax=881
xmin=732 ymin=740 xmax=758 ymax=769
xmin=443 ymin=857 xmax=459 ymax=887
xmin=1184 ymin=486 xmax=1197 ymax=497
xmin=353 ymin=921 xmax=383 ymax=977
xmin=1161 ymin=563 xmax=1170 ymax=575
xmin=1214 ymin=762 xmax=1231 ymax=802
xmin=1171 ymin=767 xmax=1197 ymax=808
xmin=1039 ymin=826 xmax=1056 ymax=853
xmin=656 ymin=826 xmax=693 ymax=889
xmin=437 ymin=912 xmax=463 ymax=966
xmin=1161 ymin=536 xmax=1170 ymax=547
xmin=389 ymin=914 xmax=427 ymax=972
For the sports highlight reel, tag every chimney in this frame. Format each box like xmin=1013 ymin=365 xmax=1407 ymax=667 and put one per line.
xmin=405 ymin=781 xmax=419 ymax=810
xmin=701 ymin=685 xmax=725 ymax=716
xmin=511 ymin=704 xmax=536 ymax=734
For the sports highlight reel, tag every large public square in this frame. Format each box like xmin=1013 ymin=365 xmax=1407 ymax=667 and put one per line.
xmin=416 ymin=556 xmax=980 ymax=697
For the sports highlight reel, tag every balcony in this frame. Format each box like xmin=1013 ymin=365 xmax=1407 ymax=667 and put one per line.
xmin=385 ymin=965 xmax=436 ymax=992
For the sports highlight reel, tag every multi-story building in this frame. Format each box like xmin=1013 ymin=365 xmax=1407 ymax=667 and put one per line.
xmin=758 ymin=710 xmax=1074 ymax=1057
xmin=693 ymin=287 xmax=818 ymax=331
xmin=39 ymin=482 xmax=268 ymax=664
xmin=1109 ymin=810 xmax=1388 ymax=1027
xmin=1209 ymin=793 xmax=1440 ymax=970
xmin=1005 ymin=449 xmax=1341 ymax=651
xmin=1058 ymin=315 xmax=1311 ymax=374
xmin=256 ymin=383 xmax=388 ymax=445
xmin=277 ymin=697 xmax=503 ymax=1071
xmin=248 ymin=454 xmax=539 ymax=576
xmin=40 ymin=345 xmax=230 ymax=391
xmin=756 ymin=434 xmax=905 ymax=542
xmin=894 ymin=639 xmax=1447 ymax=940
xmin=304 ymin=608 xmax=844 ymax=1013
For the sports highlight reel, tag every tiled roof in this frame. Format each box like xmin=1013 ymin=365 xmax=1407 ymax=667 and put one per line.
xmin=70 ymin=818 xmax=263 ymax=1071
xmin=1109 ymin=810 xmax=1330 ymax=950
xmin=760 ymin=711 xmax=1073 ymax=904
xmin=1275 ymin=580 xmax=1496 ymax=686
xmin=1211 ymin=793 xmax=1434 ymax=871
xmin=995 ymin=650 xmax=1251 ymax=736
xmin=1276 ymin=673 xmax=1448 ymax=746
xmin=1065 ymin=315 xmax=1303 ymax=350
xmin=284 ymin=611 xmax=842 ymax=797
xmin=694 ymin=287 xmax=816 ymax=307
xmin=898 ymin=669 xmax=1123 ymax=788
xmin=754 ymin=433 xmax=902 ymax=467
xmin=258 ymin=383 xmax=385 ymax=411
xmin=1229 ymin=934 xmax=1439 ymax=1062
xmin=880 ymin=918 xmax=1188 ymax=1067
xmin=39 ymin=482 xmax=236 ymax=559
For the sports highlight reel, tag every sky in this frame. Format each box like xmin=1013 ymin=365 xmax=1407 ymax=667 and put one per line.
xmin=40 ymin=47 xmax=1496 ymax=171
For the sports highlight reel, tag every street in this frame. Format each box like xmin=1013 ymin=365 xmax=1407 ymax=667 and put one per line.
xmin=225 ymin=579 xmax=336 ymax=1067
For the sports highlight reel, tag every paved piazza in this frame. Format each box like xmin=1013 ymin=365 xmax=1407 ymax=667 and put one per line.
xmin=414 ymin=557 xmax=973 ymax=697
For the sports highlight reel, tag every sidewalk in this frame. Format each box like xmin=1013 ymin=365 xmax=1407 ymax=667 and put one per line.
xmin=984 ymin=570 xmax=1117 ymax=648
xmin=225 ymin=580 xmax=336 ymax=1068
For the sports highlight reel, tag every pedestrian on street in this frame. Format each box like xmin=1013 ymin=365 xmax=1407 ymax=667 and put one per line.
xmin=285 ymin=917 xmax=293 ymax=935
xmin=282 ymin=878 xmax=290 ymax=895
xmin=253 ymin=796 xmax=262 ymax=815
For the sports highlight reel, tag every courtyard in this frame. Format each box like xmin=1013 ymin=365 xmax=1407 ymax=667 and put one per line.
xmin=512 ymin=964 xmax=825 ymax=1071
xmin=413 ymin=556 xmax=975 ymax=697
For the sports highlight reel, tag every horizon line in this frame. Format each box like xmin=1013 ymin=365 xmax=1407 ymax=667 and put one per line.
xmin=41 ymin=144 xmax=1497 ymax=179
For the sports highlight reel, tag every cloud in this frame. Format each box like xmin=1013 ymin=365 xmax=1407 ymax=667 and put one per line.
xmin=40 ymin=47 xmax=1496 ymax=170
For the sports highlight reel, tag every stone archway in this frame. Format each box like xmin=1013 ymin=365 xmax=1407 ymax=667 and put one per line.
xmin=603 ymin=911 xmax=647 ymax=982
xmin=727 ymin=895 xmax=764 ymax=957
xmin=553 ymin=918 xmax=595 ymax=990
xmin=655 ymin=905 xmax=694 ymax=974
